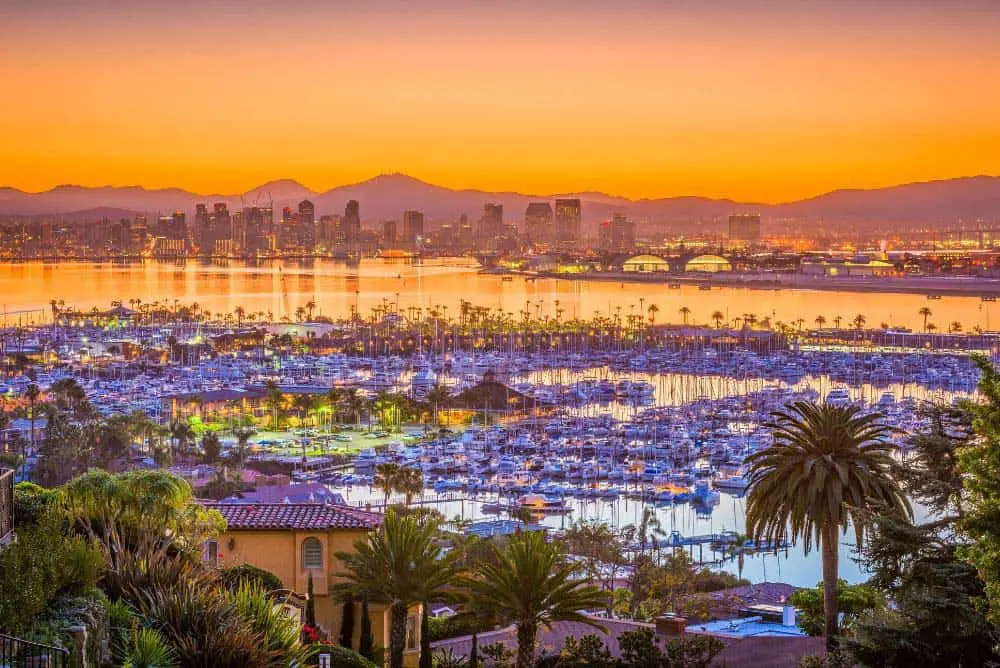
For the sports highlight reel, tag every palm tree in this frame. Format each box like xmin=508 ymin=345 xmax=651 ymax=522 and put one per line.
xmin=394 ymin=467 xmax=424 ymax=506
xmin=678 ymin=306 xmax=691 ymax=326
xmin=465 ymin=531 xmax=609 ymax=668
xmin=711 ymin=311 xmax=725 ymax=329
xmin=24 ymin=383 xmax=40 ymax=452
xmin=264 ymin=380 xmax=285 ymax=428
xmin=745 ymin=402 xmax=909 ymax=648
xmin=232 ymin=424 xmax=255 ymax=471
xmin=814 ymin=315 xmax=826 ymax=329
xmin=647 ymin=303 xmax=659 ymax=326
xmin=852 ymin=314 xmax=866 ymax=331
xmin=918 ymin=306 xmax=932 ymax=333
xmin=949 ymin=321 xmax=963 ymax=333
xmin=425 ymin=384 xmax=451 ymax=426
xmin=376 ymin=462 xmax=401 ymax=506
xmin=335 ymin=510 xmax=459 ymax=668
xmin=832 ymin=315 xmax=843 ymax=329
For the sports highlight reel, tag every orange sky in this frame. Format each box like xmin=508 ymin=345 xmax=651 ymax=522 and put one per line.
xmin=2 ymin=1 xmax=999 ymax=202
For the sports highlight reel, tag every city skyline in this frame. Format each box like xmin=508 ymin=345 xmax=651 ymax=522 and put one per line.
xmin=3 ymin=1 xmax=999 ymax=201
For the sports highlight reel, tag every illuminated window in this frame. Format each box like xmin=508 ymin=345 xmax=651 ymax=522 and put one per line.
xmin=302 ymin=537 xmax=323 ymax=570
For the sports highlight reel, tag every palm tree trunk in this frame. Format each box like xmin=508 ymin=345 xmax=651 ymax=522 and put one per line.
xmin=390 ymin=603 xmax=408 ymax=668
xmin=470 ymin=631 xmax=478 ymax=668
xmin=822 ymin=523 xmax=840 ymax=651
xmin=515 ymin=623 xmax=535 ymax=668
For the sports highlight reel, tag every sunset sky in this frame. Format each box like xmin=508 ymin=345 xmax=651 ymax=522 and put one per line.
xmin=2 ymin=0 xmax=999 ymax=202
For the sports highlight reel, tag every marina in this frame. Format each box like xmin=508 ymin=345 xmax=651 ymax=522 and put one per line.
xmin=1 ymin=296 xmax=978 ymax=586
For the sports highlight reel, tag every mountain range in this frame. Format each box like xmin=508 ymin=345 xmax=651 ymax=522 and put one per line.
xmin=1 ymin=173 xmax=999 ymax=229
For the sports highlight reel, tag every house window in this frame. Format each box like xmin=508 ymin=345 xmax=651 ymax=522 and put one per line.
xmin=405 ymin=615 xmax=418 ymax=650
xmin=302 ymin=537 xmax=323 ymax=570
xmin=206 ymin=540 xmax=219 ymax=566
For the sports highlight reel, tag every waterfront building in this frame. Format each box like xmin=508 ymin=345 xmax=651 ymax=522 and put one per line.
xmin=685 ymin=254 xmax=733 ymax=272
xmin=524 ymin=202 xmax=554 ymax=242
xmin=242 ymin=205 xmax=275 ymax=254
xmin=344 ymin=200 xmax=361 ymax=244
xmin=298 ymin=199 xmax=316 ymax=249
xmin=479 ymin=203 xmax=504 ymax=243
xmin=600 ymin=214 xmax=636 ymax=252
xmin=729 ymin=214 xmax=761 ymax=245
xmin=622 ymin=254 xmax=670 ymax=272
xmin=555 ymin=198 xmax=582 ymax=246
xmin=402 ymin=209 xmax=424 ymax=246
xmin=318 ymin=214 xmax=344 ymax=247
xmin=382 ymin=219 xmax=398 ymax=246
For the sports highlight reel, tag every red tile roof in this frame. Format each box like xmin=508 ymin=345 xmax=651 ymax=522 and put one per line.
xmin=203 ymin=502 xmax=381 ymax=531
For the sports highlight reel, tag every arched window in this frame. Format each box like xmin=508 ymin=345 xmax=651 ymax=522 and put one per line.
xmin=302 ymin=537 xmax=323 ymax=570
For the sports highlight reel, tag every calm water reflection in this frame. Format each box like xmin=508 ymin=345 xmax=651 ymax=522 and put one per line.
xmin=0 ymin=259 xmax=993 ymax=332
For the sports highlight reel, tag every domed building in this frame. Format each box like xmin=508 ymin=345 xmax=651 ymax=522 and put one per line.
xmin=622 ymin=254 xmax=670 ymax=273
xmin=685 ymin=254 xmax=732 ymax=273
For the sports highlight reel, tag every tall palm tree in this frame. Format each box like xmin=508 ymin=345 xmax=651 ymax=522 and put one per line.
xmin=335 ymin=510 xmax=458 ymax=668
xmin=264 ymin=380 xmax=285 ymax=428
xmin=678 ymin=306 xmax=691 ymax=326
xmin=745 ymin=402 xmax=909 ymax=648
xmin=918 ymin=306 xmax=932 ymax=333
xmin=24 ymin=383 xmax=40 ymax=452
xmin=814 ymin=315 xmax=827 ymax=329
xmin=465 ymin=531 xmax=610 ymax=668
xmin=425 ymin=384 xmax=451 ymax=426
xmin=394 ymin=467 xmax=424 ymax=506
xmin=376 ymin=462 xmax=402 ymax=506
xmin=647 ymin=303 xmax=659 ymax=326
xmin=711 ymin=311 xmax=725 ymax=329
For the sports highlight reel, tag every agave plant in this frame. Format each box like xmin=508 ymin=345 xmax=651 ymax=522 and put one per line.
xmin=122 ymin=628 xmax=176 ymax=668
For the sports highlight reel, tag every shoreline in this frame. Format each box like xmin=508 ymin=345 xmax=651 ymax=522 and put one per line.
xmin=510 ymin=270 xmax=1000 ymax=298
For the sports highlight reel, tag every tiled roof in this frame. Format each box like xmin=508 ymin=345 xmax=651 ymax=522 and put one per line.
xmin=202 ymin=502 xmax=381 ymax=531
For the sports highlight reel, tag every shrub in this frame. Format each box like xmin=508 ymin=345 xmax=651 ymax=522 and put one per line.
xmin=0 ymin=511 xmax=105 ymax=634
xmin=312 ymin=644 xmax=378 ymax=668
xmin=427 ymin=614 xmax=482 ymax=642
xmin=12 ymin=481 xmax=59 ymax=527
xmin=618 ymin=628 xmax=724 ymax=668
xmin=122 ymin=627 xmax=177 ymax=668
xmin=219 ymin=564 xmax=285 ymax=593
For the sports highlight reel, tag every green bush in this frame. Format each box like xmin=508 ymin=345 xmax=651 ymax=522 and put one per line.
xmin=0 ymin=511 xmax=105 ymax=634
xmin=12 ymin=481 xmax=59 ymax=527
xmin=219 ymin=564 xmax=285 ymax=593
xmin=427 ymin=614 xmax=481 ymax=642
xmin=312 ymin=644 xmax=378 ymax=668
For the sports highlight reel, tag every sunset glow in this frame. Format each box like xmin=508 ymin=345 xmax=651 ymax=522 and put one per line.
xmin=2 ymin=0 xmax=999 ymax=200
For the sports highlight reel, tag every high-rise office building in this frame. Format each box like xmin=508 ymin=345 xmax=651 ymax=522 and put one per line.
xmin=554 ymin=198 xmax=582 ymax=246
xmin=382 ymin=220 xmax=398 ymax=245
xmin=243 ymin=206 xmax=275 ymax=254
xmin=194 ymin=204 xmax=211 ymax=251
xmin=607 ymin=214 xmax=635 ymax=251
xmin=318 ymin=215 xmax=343 ymax=247
xmin=479 ymin=203 xmax=504 ymax=241
xmin=728 ymin=214 xmax=761 ymax=244
xmin=524 ymin=202 xmax=554 ymax=241
xmin=212 ymin=203 xmax=231 ymax=246
xmin=402 ymin=210 xmax=424 ymax=244
xmin=297 ymin=200 xmax=316 ymax=248
xmin=344 ymin=200 xmax=361 ymax=244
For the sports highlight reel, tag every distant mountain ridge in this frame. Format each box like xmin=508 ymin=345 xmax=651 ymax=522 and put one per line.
xmin=1 ymin=173 xmax=999 ymax=227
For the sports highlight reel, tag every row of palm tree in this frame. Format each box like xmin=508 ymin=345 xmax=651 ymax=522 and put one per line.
xmin=335 ymin=511 xmax=609 ymax=668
